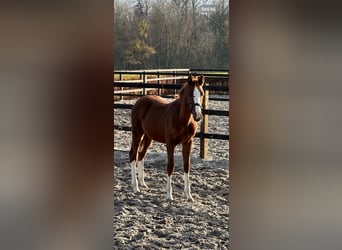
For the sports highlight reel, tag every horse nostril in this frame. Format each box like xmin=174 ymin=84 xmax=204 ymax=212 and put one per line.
xmin=194 ymin=114 xmax=202 ymax=122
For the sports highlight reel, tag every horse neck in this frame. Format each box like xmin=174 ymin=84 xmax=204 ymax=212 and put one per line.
xmin=176 ymin=94 xmax=192 ymax=124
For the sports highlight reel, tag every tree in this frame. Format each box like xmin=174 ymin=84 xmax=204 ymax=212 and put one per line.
xmin=114 ymin=0 xmax=229 ymax=69
xmin=123 ymin=19 xmax=156 ymax=68
xmin=208 ymin=0 xmax=229 ymax=67
xmin=122 ymin=0 xmax=156 ymax=69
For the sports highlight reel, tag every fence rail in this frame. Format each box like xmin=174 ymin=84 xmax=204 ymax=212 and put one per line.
xmin=113 ymin=92 xmax=229 ymax=102
xmin=113 ymin=82 xmax=229 ymax=91
xmin=113 ymin=125 xmax=229 ymax=141
xmin=115 ymin=72 xmax=229 ymax=78
xmin=113 ymin=103 xmax=229 ymax=117
xmin=114 ymin=69 xmax=229 ymax=159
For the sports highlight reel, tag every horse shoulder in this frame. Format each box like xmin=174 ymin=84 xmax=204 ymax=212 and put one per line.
xmin=187 ymin=121 xmax=198 ymax=136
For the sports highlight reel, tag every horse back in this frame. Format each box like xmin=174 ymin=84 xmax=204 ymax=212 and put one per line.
xmin=132 ymin=95 xmax=168 ymax=118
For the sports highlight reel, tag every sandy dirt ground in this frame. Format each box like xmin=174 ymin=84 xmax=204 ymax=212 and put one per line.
xmin=114 ymin=96 xmax=229 ymax=249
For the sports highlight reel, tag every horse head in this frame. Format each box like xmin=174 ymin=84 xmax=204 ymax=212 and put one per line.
xmin=187 ymin=75 xmax=205 ymax=122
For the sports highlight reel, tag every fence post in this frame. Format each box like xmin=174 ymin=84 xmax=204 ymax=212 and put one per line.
xmin=173 ymin=70 xmax=176 ymax=96
xmin=200 ymin=85 xmax=209 ymax=159
xmin=157 ymin=71 xmax=160 ymax=95
xmin=142 ymin=71 xmax=147 ymax=95
xmin=119 ymin=73 xmax=123 ymax=101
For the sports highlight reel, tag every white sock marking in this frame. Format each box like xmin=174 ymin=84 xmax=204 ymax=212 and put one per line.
xmin=137 ymin=160 xmax=148 ymax=188
xmin=130 ymin=161 xmax=140 ymax=192
xmin=184 ymin=172 xmax=193 ymax=201
xmin=166 ymin=175 xmax=173 ymax=200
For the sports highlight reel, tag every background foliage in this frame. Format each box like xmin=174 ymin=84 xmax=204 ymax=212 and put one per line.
xmin=114 ymin=0 xmax=229 ymax=69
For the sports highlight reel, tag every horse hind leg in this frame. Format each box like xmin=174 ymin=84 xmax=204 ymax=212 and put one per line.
xmin=129 ymin=130 xmax=144 ymax=193
xmin=137 ymin=135 xmax=152 ymax=188
xmin=166 ymin=144 xmax=175 ymax=200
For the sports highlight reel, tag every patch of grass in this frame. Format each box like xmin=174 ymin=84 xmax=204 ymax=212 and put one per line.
xmin=114 ymin=74 xmax=163 ymax=81
xmin=194 ymin=71 xmax=229 ymax=75
xmin=114 ymin=74 xmax=141 ymax=81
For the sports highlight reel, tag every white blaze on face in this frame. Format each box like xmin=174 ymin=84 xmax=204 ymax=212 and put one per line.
xmin=193 ymin=86 xmax=202 ymax=120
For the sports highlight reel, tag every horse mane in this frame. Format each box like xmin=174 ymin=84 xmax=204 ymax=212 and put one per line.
xmin=178 ymin=77 xmax=195 ymax=98
xmin=178 ymin=84 xmax=188 ymax=98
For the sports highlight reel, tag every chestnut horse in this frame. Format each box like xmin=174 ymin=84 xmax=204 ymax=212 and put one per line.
xmin=129 ymin=75 xmax=205 ymax=200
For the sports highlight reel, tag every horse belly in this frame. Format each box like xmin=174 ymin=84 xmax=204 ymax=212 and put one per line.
xmin=132 ymin=96 xmax=168 ymax=143
xmin=142 ymin=120 xmax=166 ymax=142
xmin=145 ymin=130 xmax=166 ymax=143
xmin=141 ymin=111 xmax=167 ymax=143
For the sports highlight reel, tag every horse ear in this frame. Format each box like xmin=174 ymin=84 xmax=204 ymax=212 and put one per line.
xmin=198 ymin=75 xmax=205 ymax=86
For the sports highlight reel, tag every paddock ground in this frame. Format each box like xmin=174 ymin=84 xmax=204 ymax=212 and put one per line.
xmin=114 ymin=96 xmax=229 ymax=249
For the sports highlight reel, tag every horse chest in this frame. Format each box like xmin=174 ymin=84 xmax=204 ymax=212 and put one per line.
xmin=186 ymin=122 xmax=197 ymax=136
xmin=173 ymin=122 xmax=197 ymax=144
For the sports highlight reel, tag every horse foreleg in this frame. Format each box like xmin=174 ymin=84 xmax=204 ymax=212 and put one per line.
xmin=166 ymin=144 xmax=175 ymax=200
xmin=182 ymin=140 xmax=194 ymax=201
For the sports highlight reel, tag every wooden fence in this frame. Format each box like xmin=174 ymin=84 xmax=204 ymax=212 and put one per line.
xmin=113 ymin=69 xmax=229 ymax=159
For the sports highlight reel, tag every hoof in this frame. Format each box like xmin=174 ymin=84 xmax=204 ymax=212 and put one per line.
xmin=133 ymin=187 xmax=140 ymax=193
xmin=139 ymin=182 xmax=148 ymax=188
xmin=166 ymin=194 xmax=173 ymax=200
xmin=185 ymin=192 xmax=194 ymax=201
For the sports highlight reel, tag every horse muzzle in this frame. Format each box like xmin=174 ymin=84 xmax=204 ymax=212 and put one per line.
xmin=191 ymin=103 xmax=202 ymax=122
xmin=193 ymin=111 xmax=203 ymax=122
xmin=194 ymin=116 xmax=202 ymax=122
